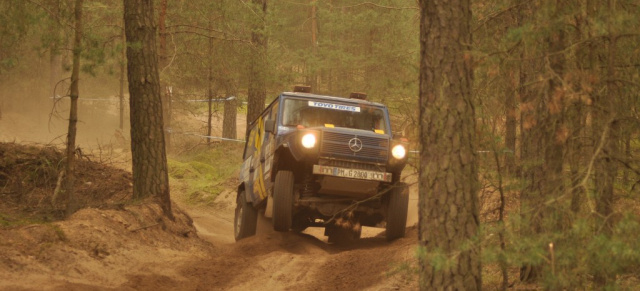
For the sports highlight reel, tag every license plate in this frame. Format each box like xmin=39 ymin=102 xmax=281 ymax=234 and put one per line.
xmin=312 ymin=165 xmax=392 ymax=182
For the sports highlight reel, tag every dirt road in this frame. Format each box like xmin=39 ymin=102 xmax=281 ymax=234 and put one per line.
xmin=172 ymin=187 xmax=419 ymax=290
xmin=0 ymin=168 xmax=419 ymax=291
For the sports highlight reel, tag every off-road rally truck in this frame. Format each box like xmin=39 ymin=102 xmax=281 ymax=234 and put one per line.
xmin=234 ymin=86 xmax=409 ymax=242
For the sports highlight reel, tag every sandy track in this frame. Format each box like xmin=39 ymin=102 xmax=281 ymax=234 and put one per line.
xmin=167 ymin=181 xmax=420 ymax=291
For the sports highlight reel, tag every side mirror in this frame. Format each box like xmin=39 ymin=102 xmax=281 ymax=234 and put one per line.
xmin=264 ymin=119 xmax=276 ymax=133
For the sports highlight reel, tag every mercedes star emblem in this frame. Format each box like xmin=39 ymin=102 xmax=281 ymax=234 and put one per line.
xmin=348 ymin=137 xmax=363 ymax=152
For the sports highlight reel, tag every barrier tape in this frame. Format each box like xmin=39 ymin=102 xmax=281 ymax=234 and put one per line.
xmin=408 ymin=150 xmax=513 ymax=154
xmin=49 ymin=96 xmax=117 ymax=101
xmin=167 ymin=130 xmax=245 ymax=143
xmin=49 ymin=95 xmax=247 ymax=103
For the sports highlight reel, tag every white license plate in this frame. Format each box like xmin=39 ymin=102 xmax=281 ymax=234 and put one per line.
xmin=312 ymin=165 xmax=392 ymax=182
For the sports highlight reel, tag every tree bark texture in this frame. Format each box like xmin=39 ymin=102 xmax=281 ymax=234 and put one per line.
xmin=418 ymin=0 xmax=481 ymax=289
xmin=246 ymin=0 xmax=268 ymax=131
xmin=124 ymin=0 xmax=173 ymax=219
xmin=119 ymin=27 xmax=126 ymax=130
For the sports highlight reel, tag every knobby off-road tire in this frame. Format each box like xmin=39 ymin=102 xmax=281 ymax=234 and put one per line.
xmin=273 ymin=170 xmax=294 ymax=232
xmin=234 ymin=190 xmax=258 ymax=241
xmin=385 ymin=182 xmax=409 ymax=241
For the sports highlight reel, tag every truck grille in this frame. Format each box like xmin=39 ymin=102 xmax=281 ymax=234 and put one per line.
xmin=320 ymin=131 xmax=389 ymax=163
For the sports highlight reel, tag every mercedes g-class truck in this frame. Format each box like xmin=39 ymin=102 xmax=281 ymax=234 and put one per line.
xmin=234 ymin=87 xmax=409 ymax=242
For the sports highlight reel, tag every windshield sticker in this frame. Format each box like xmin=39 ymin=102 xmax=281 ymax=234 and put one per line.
xmin=374 ymin=129 xmax=385 ymax=134
xmin=308 ymin=101 xmax=361 ymax=112
xmin=324 ymin=124 xmax=335 ymax=128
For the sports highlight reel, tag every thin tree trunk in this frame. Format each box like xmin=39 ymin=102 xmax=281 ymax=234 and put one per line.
xmin=158 ymin=0 xmax=171 ymax=150
xmin=222 ymin=71 xmax=238 ymax=140
xmin=63 ymin=0 xmax=83 ymax=217
xmin=246 ymin=0 xmax=268 ymax=130
xmin=310 ymin=1 xmax=318 ymax=92
xmin=593 ymin=0 xmax=619 ymax=286
xmin=124 ymin=0 xmax=173 ymax=220
xmin=207 ymin=21 xmax=215 ymax=145
xmin=222 ymin=95 xmax=237 ymax=140
xmin=568 ymin=0 xmax=592 ymax=214
xmin=516 ymin=1 xmax=544 ymax=283
xmin=418 ymin=0 xmax=481 ymax=289
xmin=49 ymin=0 xmax=62 ymax=99
xmin=544 ymin=0 xmax=566 ymax=222
xmin=504 ymin=85 xmax=517 ymax=174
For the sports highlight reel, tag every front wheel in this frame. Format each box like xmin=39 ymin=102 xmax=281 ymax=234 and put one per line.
xmin=273 ymin=170 xmax=294 ymax=232
xmin=234 ymin=190 xmax=258 ymax=241
xmin=385 ymin=182 xmax=409 ymax=241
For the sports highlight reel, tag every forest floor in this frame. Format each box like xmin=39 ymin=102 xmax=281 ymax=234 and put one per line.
xmin=0 ymin=139 xmax=420 ymax=291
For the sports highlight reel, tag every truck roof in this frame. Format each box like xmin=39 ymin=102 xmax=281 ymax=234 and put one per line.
xmin=280 ymin=92 xmax=386 ymax=107
xmin=248 ymin=92 xmax=388 ymax=128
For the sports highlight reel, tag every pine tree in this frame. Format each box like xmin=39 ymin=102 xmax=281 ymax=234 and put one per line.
xmin=418 ymin=0 xmax=481 ymax=289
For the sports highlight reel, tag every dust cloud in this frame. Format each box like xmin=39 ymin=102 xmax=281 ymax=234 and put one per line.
xmin=0 ymin=72 xmax=128 ymax=149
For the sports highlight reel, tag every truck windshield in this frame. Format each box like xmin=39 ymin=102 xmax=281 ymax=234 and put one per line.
xmin=281 ymin=98 xmax=390 ymax=134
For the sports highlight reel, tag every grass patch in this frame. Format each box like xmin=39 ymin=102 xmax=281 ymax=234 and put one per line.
xmin=168 ymin=142 xmax=244 ymax=206
xmin=0 ymin=212 xmax=49 ymax=228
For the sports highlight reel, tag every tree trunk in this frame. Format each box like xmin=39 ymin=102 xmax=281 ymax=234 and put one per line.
xmin=119 ymin=27 xmax=126 ymax=130
xmin=418 ymin=0 xmax=481 ymax=289
xmin=504 ymin=92 xmax=517 ymax=174
xmin=516 ymin=1 xmax=544 ymax=283
xmin=309 ymin=1 xmax=318 ymax=92
xmin=124 ymin=0 xmax=173 ymax=220
xmin=48 ymin=0 xmax=62 ymax=99
xmin=158 ymin=0 xmax=171 ymax=150
xmin=62 ymin=0 xmax=83 ymax=217
xmin=222 ymin=96 xmax=237 ymax=140
xmin=207 ymin=29 xmax=214 ymax=145
xmin=246 ymin=0 xmax=268 ymax=131
xmin=543 ymin=0 xmax=566 ymax=222
xmin=568 ymin=0 xmax=594 ymax=214
xmin=222 ymin=76 xmax=238 ymax=140
xmin=593 ymin=0 xmax=619 ymax=286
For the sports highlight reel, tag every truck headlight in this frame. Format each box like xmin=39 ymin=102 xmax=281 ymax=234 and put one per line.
xmin=301 ymin=133 xmax=316 ymax=148
xmin=391 ymin=144 xmax=406 ymax=159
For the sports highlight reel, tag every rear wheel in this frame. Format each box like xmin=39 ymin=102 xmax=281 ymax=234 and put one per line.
xmin=234 ymin=190 xmax=258 ymax=241
xmin=385 ymin=182 xmax=409 ymax=241
xmin=273 ymin=170 xmax=294 ymax=231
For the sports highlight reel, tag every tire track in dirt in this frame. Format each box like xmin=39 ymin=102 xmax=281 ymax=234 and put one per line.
xmin=170 ymin=180 xmax=420 ymax=291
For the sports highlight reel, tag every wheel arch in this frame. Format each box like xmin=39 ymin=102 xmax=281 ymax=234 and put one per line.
xmin=236 ymin=183 xmax=252 ymax=205
xmin=272 ymin=146 xmax=299 ymax=181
